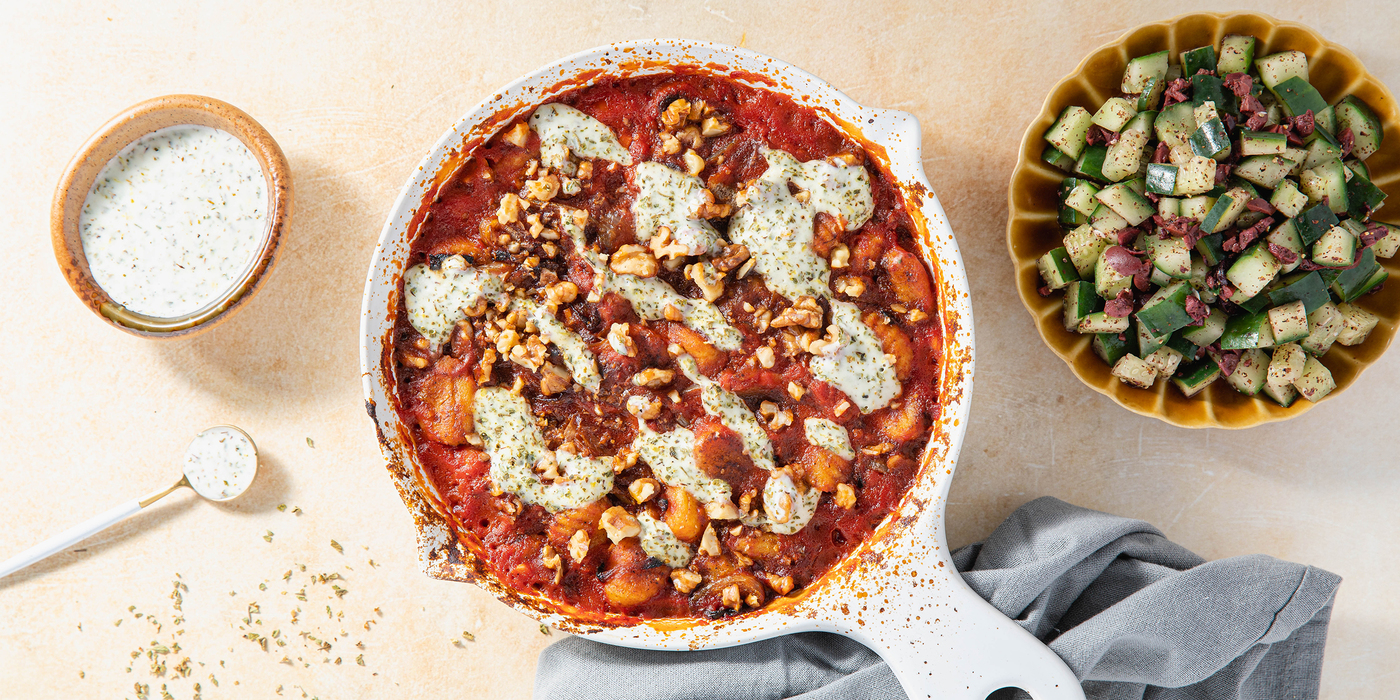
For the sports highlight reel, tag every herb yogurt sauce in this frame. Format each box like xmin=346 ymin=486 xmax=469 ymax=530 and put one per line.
xmin=182 ymin=427 xmax=257 ymax=501
xmin=79 ymin=125 xmax=267 ymax=318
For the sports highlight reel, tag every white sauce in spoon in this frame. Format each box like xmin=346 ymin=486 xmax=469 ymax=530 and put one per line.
xmin=182 ymin=427 xmax=258 ymax=501
xmin=79 ymin=125 xmax=267 ymax=318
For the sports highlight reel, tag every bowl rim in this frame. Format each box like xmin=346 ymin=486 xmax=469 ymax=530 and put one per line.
xmin=358 ymin=38 xmax=977 ymax=647
xmin=50 ymin=93 xmax=293 ymax=339
xmin=1006 ymin=10 xmax=1400 ymax=429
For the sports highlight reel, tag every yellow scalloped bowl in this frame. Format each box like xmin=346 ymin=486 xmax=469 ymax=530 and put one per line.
xmin=1008 ymin=11 xmax=1400 ymax=429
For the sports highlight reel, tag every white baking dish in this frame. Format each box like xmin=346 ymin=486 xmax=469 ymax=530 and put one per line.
xmin=360 ymin=39 xmax=1083 ymax=700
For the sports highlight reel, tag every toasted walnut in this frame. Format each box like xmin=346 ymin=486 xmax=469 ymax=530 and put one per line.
xmin=525 ymin=174 xmax=561 ymax=202
xmin=510 ymin=335 xmax=548 ymax=371
xmin=699 ymin=524 xmax=721 ymax=556
xmin=648 ymin=226 xmax=689 ymax=261
xmin=632 ymin=368 xmax=675 ymax=388
xmin=628 ymin=478 xmax=660 ymax=504
xmin=568 ymin=529 xmax=591 ymax=563
xmin=671 ymin=569 xmax=702 ymax=594
xmin=793 ymin=190 xmax=811 ymax=204
xmin=626 ymin=394 xmax=661 ymax=420
xmin=686 ymin=262 xmax=725 ymax=302
xmin=834 ymin=400 xmax=851 ymax=417
xmin=763 ymin=573 xmax=794 ymax=596
xmin=496 ymin=329 xmax=521 ymax=355
xmin=754 ymin=308 xmax=773 ymax=333
xmin=599 ymin=507 xmax=641 ymax=544
xmin=541 ymin=545 xmax=563 ymax=583
xmin=831 ymin=152 xmax=862 ymax=166
xmin=907 ymin=309 xmax=929 ymax=323
xmin=835 ymin=276 xmax=866 ymax=298
xmin=607 ymin=323 xmax=637 ymax=357
xmin=755 ymin=346 xmax=775 ymax=369
xmin=759 ymin=401 xmax=779 ymax=420
xmin=830 ymin=244 xmax=851 ymax=269
xmin=539 ymin=363 xmax=571 ymax=396
xmin=503 ymin=122 xmax=530 ymax=148
xmin=612 ymin=448 xmax=639 ymax=474
xmin=576 ymin=161 xmax=594 ymax=180
xmin=663 ymin=304 xmax=685 ymax=322
xmin=695 ymin=199 xmax=732 ymax=220
xmin=710 ymin=244 xmax=750 ymax=272
xmin=736 ymin=257 xmax=756 ymax=279
xmin=661 ymin=99 xmax=691 ymax=128
xmin=659 ymin=132 xmax=682 ymax=155
xmin=688 ymin=99 xmax=707 ymax=121
xmin=807 ymin=325 xmax=844 ymax=357
xmin=771 ymin=297 xmax=824 ymax=329
xmin=496 ymin=193 xmax=524 ymax=225
xmin=835 ymin=483 xmax=857 ymax=510
xmin=769 ymin=410 xmax=793 ymax=430
xmin=700 ymin=115 xmax=731 ymax=138
xmin=398 ymin=350 xmax=429 ymax=369
xmin=786 ymin=381 xmax=805 ymax=400
xmin=535 ymin=451 xmax=562 ymax=481
xmin=721 ymin=584 xmax=741 ymax=610
xmin=561 ymin=178 xmax=581 ymax=197
xmin=677 ymin=125 xmax=703 ymax=149
xmin=704 ymin=499 xmax=741 ymax=520
xmin=609 ymin=245 xmax=659 ymax=277
xmin=544 ymin=280 xmax=579 ymax=307
xmin=475 ymin=347 xmax=497 ymax=383
xmin=525 ymin=159 xmax=540 ymax=178
xmin=682 ymin=150 xmax=705 ymax=176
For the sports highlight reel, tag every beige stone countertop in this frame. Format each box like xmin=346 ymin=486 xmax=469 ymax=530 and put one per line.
xmin=1 ymin=2 xmax=1396 ymax=698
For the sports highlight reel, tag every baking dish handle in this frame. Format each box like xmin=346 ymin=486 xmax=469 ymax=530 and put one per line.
xmin=835 ymin=579 xmax=1084 ymax=700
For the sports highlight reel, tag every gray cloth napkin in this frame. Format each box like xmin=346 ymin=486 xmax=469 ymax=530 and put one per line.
xmin=534 ymin=496 xmax=1341 ymax=700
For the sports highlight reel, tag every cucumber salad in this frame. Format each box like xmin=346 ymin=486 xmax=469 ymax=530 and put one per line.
xmin=1038 ymin=35 xmax=1393 ymax=406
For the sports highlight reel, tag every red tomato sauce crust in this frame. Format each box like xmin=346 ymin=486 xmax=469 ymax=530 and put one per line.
xmin=392 ymin=72 xmax=943 ymax=621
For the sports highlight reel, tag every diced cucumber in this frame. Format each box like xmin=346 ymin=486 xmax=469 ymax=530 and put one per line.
xmin=1195 ymin=232 xmax=1225 ymax=266
xmin=1096 ymin=182 xmax=1156 ymax=225
xmin=1181 ymin=45 xmax=1218 ymax=78
xmin=1299 ymin=160 xmax=1349 ymax=214
xmin=1147 ymin=233 xmax=1193 ymax=279
xmin=1226 ymin=243 xmax=1282 ymax=299
xmin=1201 ymin=188 xmax=1251 ymax=233
xmin=1301 ymin=136 xmax=1343 ymax=171
xmin=1190 ymin=118 xmax=1231 ymax=159
xmin=1172 ymin=358 xmax=1221 ymax=397
xmin=1295 ymin=204 xmax=1340 ymax=245
xmin=1300 ymin=302 xmax=1343 ymax=354
xmin=1234 ymin=154 xmax=1295 ymax=189
xmin=1094 ymin=331 xmax=1131 ymax=366
xmin=1273 ymin=76 xmax=1329 ymax=120
xmin=1042 ymin=146 xmax=1078 ymax=171
xmin=1336 ymin=302 xmax=1380 ymax=346
xmin=1267 ymin=219 xmax=1307 ymax=273
xmin=1155 ymin=102 xmax=1198 ymax=148
xmin=1174 ymin=156 xmax=1217 ymax=196
xmin=1238 ymin=279 xmax=1282 ymax=314
xmin=1112 ymin=353 xmax=1158 ymax=389
xmin=1123 ymin=50 xmax=1171 ymax=94
xmin=1143 ymin=346 xmax=1184 ymax=376
xmin=1123 ymin=176 xmax=1148 ymax=196
xmin=1074 ymin=145 xmax=1110 ymax=181
xmin=1240 ymin=130 xmax=1289 ymax=156
xmin=1045 ymin=105 xmax=1094 ymax=159
xmin=1332 ymin=248 xmax=1387 ymax=302
xmin=1314 ymin=106 xmax=1338 ymax=139
xmin=1217 ymin=35 xmax=1257 ymax=75
xmin=1145 ymin=163 xmax=1177 ymax=195
xmin=1268 ymin=270 xmax=1329 ymax=312
xmin=1292 ymin=356 xmax=1335 ymax=402
xmin=1267 ymin=299 xmax=1310 ymax=343
xmin=1335 ymin=95 xmax=1384 ymax=160
xmin=1092 ymin=97 xmax=1138 ymax=133
xmin=1090 ymin=203 xmax=1131 ymax=234
xmin=1103 ymin=129 xmax=1149 ymax=182
xmin=1346 ymin=158 xmax=1371 ymax=181
xmin=1193 ymin=101 xmax=1221 ymax=129
xmin=1262 ymin=368 xmax=1300 ymax=407
xmin=1080 ymin=311 xmax=1130 ymax=334
xmin=1064 ymin=280 xmax=1104 ymax=332
xmin=1373 ymin=222 xmax=1400 ymax=258
xmin=1136 ymin=318 xmax=1171 ymax=356
xmin=1037 ymin=247 xmax=1079 ymax=290
xmin=1269 ymin=180 xmax=1309 ymax=218
xmin=1094 ymin=250 xmax=1133 ymax=299
xmin=1157 ymin=196 xmax=1181 ymax=218
xmin=1060 ymin=204 xmax=1089 ymax=227
xmin=1061 ymin=179 xmax=1102 ymax=216
xmin=1166 ymin=331 xmax=1201 ymax=357
xmin=1063 ymin=224 xmax=1113 ymax=278
xmin=1149 ymin=266 xmax=1173 ymax=288
xmin=1192 ymin=75 xmax=1232 ymax=113
xmin=1256 ymin=51 xmax=1309 ymax=90
xmin=1268 ymin=343 xmax=1307 ymax=386
xmin=1135 ymin=281 xmax=1196 ymax=336
xmin=1225 ymin=348 xmax=1270 ymax=396
xmin=1124 ymin=110 xmax=1158 ymax=137
xmin=1345 ymin=171 xmax=1387 ymax=220
xmin=1312 ymin=225 xmax=1357 ymax=268
xmin=1220 ymin=311 xmax=1276 ymax=350
xmin=1180 ymin=195 xmax=1213 ymax=221
xmin=1284 ymin=146 xmax=1311 ymax=176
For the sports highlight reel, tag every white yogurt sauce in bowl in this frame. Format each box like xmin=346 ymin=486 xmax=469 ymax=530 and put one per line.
xmin=182 ymin=426 xmax=258 ymax=502
xmin=78 ymin=124 xmax=268 ymax=319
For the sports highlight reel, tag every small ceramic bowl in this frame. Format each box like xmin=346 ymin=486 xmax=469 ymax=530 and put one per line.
xmin=51 ymin=94 xmax=293 ymax=338
xmin=1008 ymin=12 xmax=1400 ymax=429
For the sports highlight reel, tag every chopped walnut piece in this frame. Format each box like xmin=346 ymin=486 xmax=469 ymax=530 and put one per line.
xmin=609 ymin=245 xmax=659 ymax=277
xmin=677 ymin=125 xmax=702 ymax=149
xmin=759 ymin=401 xmax=779 ymax=420
xmin=599 ymin=507 xmax=641 ymax=544
xmin=632 ymin=368 xmax=675 ymax=388
xmin=686 ymin=262 xmax=725 ymax=302
xmin=628 ymin=478 xmax=660 ymax=504
xmin=607 ymin=323 xmax=637 ymax=357
xmin=755 ymin=346 xmax=775 ymax=369
xmin=754 ymin=308 xmax=773 ymax=333
xmin=561 ymin=178 xmax=581 ymax=197
xmin=771 ymin=297 xmax=824 ymax=329
xmin=661 ymin=99 xmax=691 ymax=128
xmin=544 ymin=280 xmax=579 ymax=307
xmin=786 ymin=381 xmax=805 ymax=400
xmin=496 ymin=193 xmax=524 ymax=225
xmin=682 ymin=150 xmax=705 ymax=176
xmin=700 ymin=115 xmax=732 ymax=138
xmin=807 ymin=325 xmax=843 ymax=357
xmin=538 ymin=363 xmax=571 ymax=395
xmin=699 ymin=524 xmax=721 ymax=556
xmin=835 ymin=276 xmax=866 ymax=298
xmin=568 ymin=529 xmax=590 ymax=563
xmin=711 ymin=244 xmax=750 ymax=272
xmin=768 ymin=409 xmax=793 ymax=430
xmin=496 ymin=329 xmax=521 ymax=355
xmin=612 ymin=448 xmax=639 ymax=474
xmin=671 ymin=569 xmax=702 ymax=594
xmin=541 ymin=545 xmax=563 ymax=583
xmin=834 ymin=400 xmax=851 ymax=417
xmin=475 ymin=348 xmax=497 ymax=383
xmin=763 ymin=573 xmax=795 ymax=595
xmin=835 ymin=483 xmax=857 ymax=510
xmin=648 ymin=226 xmax=689 ymax=261
xmin=663 ymin=304 xmax=685 ymax=322
xmin=745 ymin=592 xmax=762 ymax=608
xmin=503 ymin=122 xmax=530 ymax=148
xmin=906 ymin=309 xmax=929 ymax=323
xmin=830 ymin=244 xmax=851 ymax=269
xmin=576 ymin=161 xmax=594 ymax=180
xmin=626 ymin=394 xmax=661 ymax=420
xmin=659 ymin=132 xmax=682 ymax=155
xmin=525 ymin=173 xmax=561 ymax=202
xmin=721 ymin=584 xmax=742 ymax=610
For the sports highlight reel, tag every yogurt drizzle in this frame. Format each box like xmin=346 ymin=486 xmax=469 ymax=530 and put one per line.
xmin=529 ymin=104 xmax=632 ymax=176
xmin=636 ymin=512 xmax=692 ymax=568
xmin=79 ymin=125 xmax=267 ymax=318
xmin=472 ymin=387 xmax=613 ymax=512
xmin=631 ymin=162 xmax=722 ymax=254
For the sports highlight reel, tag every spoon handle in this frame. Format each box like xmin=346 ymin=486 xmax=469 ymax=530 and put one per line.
xmin=0 ymin=498 xmax=142 ymax=578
